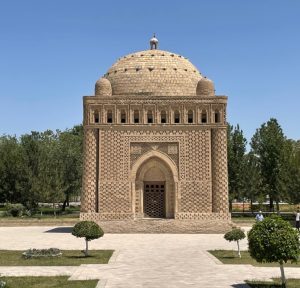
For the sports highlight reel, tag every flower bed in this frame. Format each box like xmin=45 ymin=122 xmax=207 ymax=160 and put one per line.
xmin=22 ymin=248 xmax=62 ymax=259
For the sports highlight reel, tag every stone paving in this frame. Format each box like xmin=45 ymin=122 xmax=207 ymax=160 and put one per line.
xmin=0 ymin=226 xmax=300 ymax=287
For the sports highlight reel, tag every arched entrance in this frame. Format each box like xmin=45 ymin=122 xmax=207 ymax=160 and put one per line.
xmin=142 ymin=162 xmax=166 ymax=218
xmin=130 ymin=151 xmax=178 ymax=219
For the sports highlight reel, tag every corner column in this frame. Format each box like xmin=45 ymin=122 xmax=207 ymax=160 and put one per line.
xmin=81 ymin=128 xmax=99 ymax=213
xmin=211 ymin=128 xmax=229 ymax=213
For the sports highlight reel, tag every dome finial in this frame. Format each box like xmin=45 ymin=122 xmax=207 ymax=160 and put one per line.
xmin=150 ymin=33 xmax=158 ymax=50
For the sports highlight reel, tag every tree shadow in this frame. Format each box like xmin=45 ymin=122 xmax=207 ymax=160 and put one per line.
xmin=66 ymin=255 xmax=95 ymax=259
xmin=232 ymin=284 xmax=252 ymax=288
xmin=44 ymin=227 xmax=73 ymax=233
xmin=236 ymin=283 xmax=282 ymax=288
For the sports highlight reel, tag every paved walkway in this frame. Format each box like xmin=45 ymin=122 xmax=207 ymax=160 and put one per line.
xmin=0 ymin=226 xmax=300 ymax=287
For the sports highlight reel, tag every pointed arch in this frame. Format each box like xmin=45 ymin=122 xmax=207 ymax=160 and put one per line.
xmin=130 ymin=150 xmax=178 ymax=182
xmin=130 ymin=150 xmax=178 ymax=219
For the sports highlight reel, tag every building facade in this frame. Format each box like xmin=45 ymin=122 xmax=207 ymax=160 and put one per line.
xmin=80 ymin=37 xmax=230 ymax=221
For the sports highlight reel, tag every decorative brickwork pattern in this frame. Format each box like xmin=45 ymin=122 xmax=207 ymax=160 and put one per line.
xmin=80 ymin=212 xmax=134 ymax=221
xmin=224 ymin=104 xmax=227 ymax=123
xmin=87 ymin=100 xmax=227 ymax=126
xmin=179 ymin=181 xmax=211 ymax=213
xmin=125 ymin=132 xmax=185 ymax=179
xmin=135 ymin=188 xmax=141 ymax=214
xmin=130 ymin=142 xmax=179 ymax=169
xmin=168 ymin=144 xmax=178 ymax=154
xmin=211 ymin=128 xmax=229 ymax=213
xmin=100 ymin=130 xmax=126 ymax=181
xmin=130 ymin=144 xmax=142 ymax=155
xmin=99 ymin=181 xmax=131 ymax=213
xmin=185 ymin=130 xmax=210 ymax=181
xmin=81 ymin=127 xmax=229 ymax=220
xmin=176 ymin=212 xmax=230 ymax=220
xmin=81 ymin=128 xmax=98 ymax=213
xmin=83 ymin=104 xmax=88 ymax=125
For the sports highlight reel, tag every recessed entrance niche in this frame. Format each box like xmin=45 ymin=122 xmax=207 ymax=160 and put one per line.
xmin=134 ymin=156 xmax=175 ymax=218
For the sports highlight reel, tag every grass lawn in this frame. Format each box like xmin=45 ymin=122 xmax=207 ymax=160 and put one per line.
xmin=246 ymin=278 xmax=300 ymax=287
xmin=0 ymin=250 xmax=113 ymax=266
xmin=0 ymin=217 xmax=79 ymax=226
xmin=209 ymin=250 xmax=300 ymax=267
xmin=0 ymin=276 xmax=98 ymax=288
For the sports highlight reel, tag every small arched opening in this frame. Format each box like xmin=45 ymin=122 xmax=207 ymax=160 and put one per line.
xmin=94 ymin=110 xmax=100 ymax=123
xmin=188 ymin=110 xmax=193 ymax=124
xmin=160 ymin=110 xmax=167 ymax=123
xmin=121 ymin=110 xmax=127 ymax=123
xmin=147 ymin=110 xmax=153 ymax=124
xmin=174 ymin=110 xmax=180 ymax=124
xmin=134 ymin=110 xmax=140 ymax=124
xmin=201 ymin=110 xmax=207 ymax=123
xmin=214 ymin=110 xmax=220 ymax=123
xmin=107 ymin=110 xmax=113 ymax=123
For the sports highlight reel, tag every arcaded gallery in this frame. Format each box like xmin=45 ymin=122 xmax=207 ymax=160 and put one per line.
xmin=80 ymin=36 xmax=229 ymax=222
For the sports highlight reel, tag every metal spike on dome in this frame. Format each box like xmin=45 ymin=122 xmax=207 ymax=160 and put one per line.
xmin=150 ymin=33 xmax=158 ymax=50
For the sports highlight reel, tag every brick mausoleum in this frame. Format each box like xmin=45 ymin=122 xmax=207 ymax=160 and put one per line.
xmin=80 ymin=36 xmax=230 ymax=223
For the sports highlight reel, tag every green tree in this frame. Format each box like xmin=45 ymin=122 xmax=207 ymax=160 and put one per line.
xmin=227 ymin=124 xmax=247 ymax=210
xmin=242 ymin=152 xmax=262 ymax=212
xmin=295 ymin=140 xmax=300 ymax=166
xmin=35 ymin=130 xmax=65 ymax=215
xmin=20 ymin=126 xmax=83 ymax=210
xmin=286 ymin=140 xmax=300 ymax=204
xmin=248 ymin=215 xmax=300 ymax=287
xmin=72 ymin=221 xmax=104 ymax=256
xmin=0 ymin=136 xmax=28 ymax=204
xmin=250 ymin=118 xmax=288 ymax=211
xmin=19 ymin=131 xmax=43 ymax=209
xmin=0 ymin=125 xmax=83 ymax=209
xmin=57 ymin=125 xmax=83 ymax=210
xmin=224 ymin=228 xmax=246 ymax=258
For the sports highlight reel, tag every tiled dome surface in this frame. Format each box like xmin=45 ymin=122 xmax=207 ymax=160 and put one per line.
xmin=104 ymin=49 xmax=202 ymax=96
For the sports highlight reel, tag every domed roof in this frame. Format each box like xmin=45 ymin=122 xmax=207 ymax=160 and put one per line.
xmin=103 ymin=49 xmax=203 ymax=96
xmin=196 ymin=77 xmax=215 ymax=96
xmin=95 ymin=77 xmax=112 ymax=96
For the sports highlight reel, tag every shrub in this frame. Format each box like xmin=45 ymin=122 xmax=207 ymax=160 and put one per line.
xmin=72 ymin=221 xmax=104 ymax=256
xmin=0 ymin=274 xmax=5 ymax=288
xmin=248 ymin=215 xmax=300 ymax=288
xmin=5 ymin=203 xmax=25 ymax=217
xmin=22 ymin=248 xmax=62 ymax=259
xmin=224 ymin=228 xmax=246 ymax=258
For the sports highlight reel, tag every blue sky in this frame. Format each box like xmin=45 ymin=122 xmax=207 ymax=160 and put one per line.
xmin=0 ymin=0 xmax=299 ymax=144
